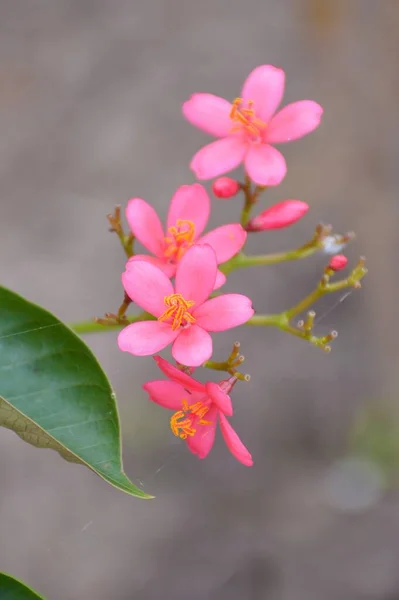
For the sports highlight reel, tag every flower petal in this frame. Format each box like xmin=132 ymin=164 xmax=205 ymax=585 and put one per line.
xmin=127 ymin=254 xmax=176 ymax=278
xmin=125 ymin=198 xmax=164 ymax=257
xmin=245 ymin=144 xmax=287 ymax=187
xmin=199 ymin=224 xmax=247 ymax=264
xmin=219 ymin=413 xmax=253 ymax=466
xmin=182 ymin=93 xmax=233 ymax=137
xmin=175 ymin=244 xmax=217 ymax=308
xmin=172 ymin=325 xmax=213 ymax=367
xmin=117 ymin=321 xmax=178 ymax=356
xmin=214 ymin=270 xmax=227 ymax=290
xmin=186 ymin=406 xmax=218 ymax=459
xmin=205 ymin=382 xmax=233 ymax=416
xmin=190 ymin=137 xmax=246 ymax=180
xmin=266 ymin=101 xmax=324 ymax=143
xmin=241 ymin=65 xmax=285 ymax=123
xmin=122 ymin=260 xmax=174 ymax=317
xmin=193 ymin=294 xmax=254 ymax=332
xmin=143 ymin=380 xmax=186 ymax=409
xmin=166 ymin=183 xmax=210 ymax=238
xmin=153 ymin=356 xmax=205 ymax=393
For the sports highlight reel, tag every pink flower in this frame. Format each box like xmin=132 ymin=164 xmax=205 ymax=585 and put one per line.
xmin=143 ymin=355 xmax=253 ymax=465
xmin=183 ymin=64 xmax=323 ymax=186
xmin=126 ymin=183 xmax=247 ymax=289
xmin=118 ymin=244 xmax=254 ymax=367
xmin=246 ymin=200 xmax=309 ymax=231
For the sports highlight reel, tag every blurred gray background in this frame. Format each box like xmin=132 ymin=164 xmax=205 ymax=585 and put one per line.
xmin=1 ymin=1 xmax=399 ymax=598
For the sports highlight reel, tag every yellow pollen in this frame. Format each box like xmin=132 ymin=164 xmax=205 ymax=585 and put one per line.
xmin=164 ymin=219 xmax=196 ymax=262
xmin=230 ymin=97 xmax=267 ymax=138
xmin=158 ymin=293 xmax=196 ymax=330
xmin=170 ymin=398 xmax=212 ymax=439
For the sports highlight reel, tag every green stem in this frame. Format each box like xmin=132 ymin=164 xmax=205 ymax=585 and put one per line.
xmin=239 ymin=176 xmax=265 ymax=228
xmin=70 ymin=311 xmax=153 ymax=334
xmin=246 ymin=314 xmax=286 ymax=327
xmin=285 ymin=288 xmax=322 ymax=320
xmin=240 ymin=181 xmax=254 ymax=228
xmin=221 ymin=245 xmax=320 ymax=275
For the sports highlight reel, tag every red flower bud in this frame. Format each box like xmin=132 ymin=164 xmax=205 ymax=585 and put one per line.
xmin=328 ymin=254 xmax=348 ymax=271
xmin=212 ymin=177 xmax=240 ymax=199
xmin=246 ymin=200 xmax=309 ymax=231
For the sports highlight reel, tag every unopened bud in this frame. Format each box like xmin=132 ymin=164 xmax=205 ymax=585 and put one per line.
xmin=328 ymin=254 xmax=348 ymax=271
xmin=246 ymin=200 xmax=309 ymax=231
xmin=322 ymin=234 xmax=350 ymax=255
xmin=212 ymin=177 xmax=240 ymax=199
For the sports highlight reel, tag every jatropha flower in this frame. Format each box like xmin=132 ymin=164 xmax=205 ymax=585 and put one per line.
xmin=144 ymin=356 xmax=253 ymax=465
xmin=118 ymin=244 xmax=254 ymax=367
xmin=126 ymin=183 xmax=247 ymax=289
xmin=183 ymin=64 xmax=323 ymax=186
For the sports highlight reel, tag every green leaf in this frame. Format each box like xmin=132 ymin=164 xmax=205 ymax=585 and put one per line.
xmin=0 ymin=286 xmax=152 ymax=499
xmin=0 ymin=573 xmax=45 ymax=599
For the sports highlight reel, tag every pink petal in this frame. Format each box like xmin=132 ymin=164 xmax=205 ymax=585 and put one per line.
xmin=153 ymin=355 xmax=205 ymax=393
xmin=117 ymin=321 xmax=178 ymax=356
xmin=219 ymin=413 xmax=253 ymax=466
xmin=166 ymin=183 xmax=210 ymax=238
xmin=214 ymin=270 xmax=227 ymax=290
xmin=127 ymin=255 xmax=176 ymax=278
xmin=122 ymin=260 xmax=173 ymax=317
xmin=175 ymin=244 xmax=217 ymax=308
xmin=190 ymin=137 xmax=246 ymax=180
xmin=244 ymin=144 xmax=287 ymax=187
xmin=182 ymin=93 xmax=232 ymax=137
xmin=205 ymin=382 xmax=233 ymax=416
xmin=241 ymin=65 xmax=285 ymax=123
xmin=199 ymin=224 xmax=247 ymax=264
xmin=125 ymin=198 xmax=164 ymax=257
xmin=186 ymin=406 xmax=218 ymax=459
xmin=266 ymin=101 xmax=324 ymax=143
xmin=193 ymin=294 xmax=254 ymax=332
xmin=143 ymin=380 xmax=186 ymax=409
xmin=172 ymin=325 xmax=213 ymax=367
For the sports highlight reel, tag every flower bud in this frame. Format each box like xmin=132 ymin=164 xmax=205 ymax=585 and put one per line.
xmin=246 ymin=200 xmax=309 ymax=231
xmin=322 ymin=235 xmax=347 ymax=255
xmin=328 ymin=254 xmax=348 ymax=271
xmin=212 ymin=177 xmax=240 ymax=199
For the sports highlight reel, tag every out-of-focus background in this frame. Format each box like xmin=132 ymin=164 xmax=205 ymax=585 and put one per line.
xmin=1 ymin=1 xmax=398 ymax=598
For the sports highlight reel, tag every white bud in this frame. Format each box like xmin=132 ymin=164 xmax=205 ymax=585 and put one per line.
xmin=322 ymin=235 xmax=347 ymax=255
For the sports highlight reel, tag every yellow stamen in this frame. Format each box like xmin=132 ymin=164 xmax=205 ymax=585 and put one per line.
xmin=170 ymin=398 xmax=212 ymax=439
xmin=158 ymin=293 xmax=196 ymax=330
xmin=230 ymin=97 xmax=266 ymax=138
xmin=164 ymin=219 xmax=196 ymax=262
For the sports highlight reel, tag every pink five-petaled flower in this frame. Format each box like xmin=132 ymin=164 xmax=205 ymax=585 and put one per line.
xmin=126 ymin=183 xmax=247 ymax=289
xmin=183 ymin=64 xmax=323 ymax=186
xmin=144 ymin=355 xmax=253 ymax=466
xmin=117 ymin=244 xmax=254 ymax=367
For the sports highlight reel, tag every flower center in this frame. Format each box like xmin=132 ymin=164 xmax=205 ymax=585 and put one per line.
xmin=158 ymin=293 xmax=196 ymax=330
xmin=170 ymin=398 xmax=212 ymax=439
xmin=230 ymin=97 xmax=267 ymax=141
xmin=164 ymin=219 xmax=196 ymax=262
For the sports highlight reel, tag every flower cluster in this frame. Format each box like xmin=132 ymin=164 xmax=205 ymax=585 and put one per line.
xmin=105 ymin=65 xmax=366 ymax=467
